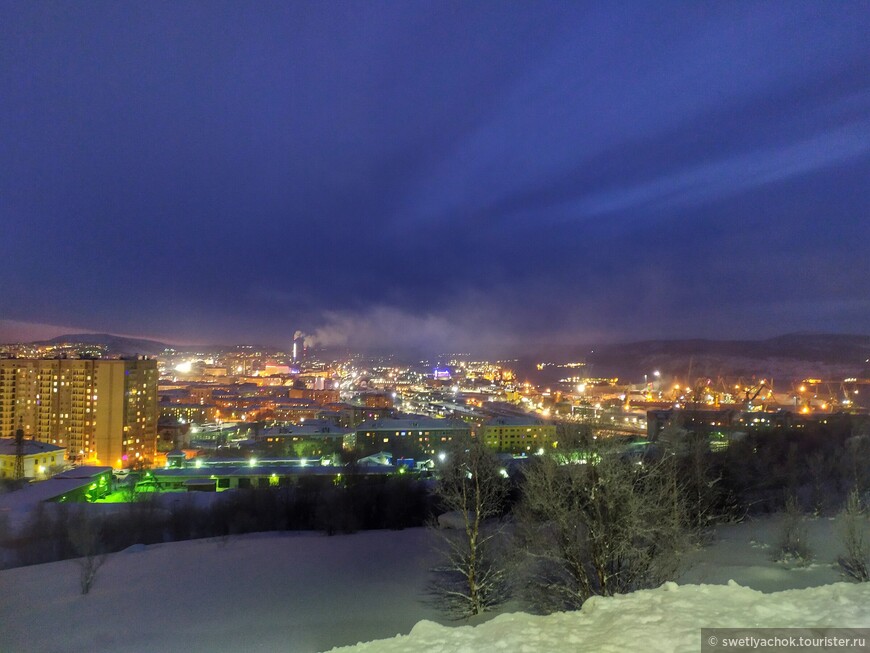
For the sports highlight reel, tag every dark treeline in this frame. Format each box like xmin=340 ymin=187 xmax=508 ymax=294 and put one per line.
xmin=558 ymin=413 xmax=870 ymax=522
xmin=1 ymin=475 xmax=433 ymax=569
xmin=711 ymin=414 xmax=870 ymax=516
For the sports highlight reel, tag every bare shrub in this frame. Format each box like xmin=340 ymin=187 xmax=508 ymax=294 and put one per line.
xmin=807 ymin=452 xmax=830 ymax=516
xmin=68 ymin=515 xmax=108 ymax=595
xmin=838 ymin=488 xmax=870 ymax=582
xmin=775 ymin=495 xmax=813 ymax=566
xmin=518 ymin=444 xmax=690 ymax=613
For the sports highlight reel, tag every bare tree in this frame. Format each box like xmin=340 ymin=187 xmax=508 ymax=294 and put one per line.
xmin=68 ymin=515 xmax=108 ymax=595
xmin=428 ymin=437 xmax=509 ymax=619
xmin=843 ymin=431 xmax=870 ymax=495
xmin=807 ymin=452 xmax=830 ymax=516
xmin=121 ymin=477 xmax=141 ymax=503
xmin=657 ymin=420 xmax=725 ymax=537
xmin=838 ymin=488 xmax=870 ymax=582
xmin=517 ymin=442 xmax=689 ymax=613
xmin=554 ymin=421 xmax=595 ymax=452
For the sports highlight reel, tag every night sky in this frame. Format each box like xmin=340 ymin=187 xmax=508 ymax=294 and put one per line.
xmin=2 ymin=2 xmax=869 ymax=353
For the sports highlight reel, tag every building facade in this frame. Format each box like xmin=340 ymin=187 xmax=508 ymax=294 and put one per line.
xmin=353 ymin=417 xmax=471 ymax=457
xmin=0 ymin=358 xmax=158 ymax=467
xmin=481 ymin=416 xmax=557 ymax=453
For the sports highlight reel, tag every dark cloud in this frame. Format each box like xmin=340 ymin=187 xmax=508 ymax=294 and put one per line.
xmin=1 ymin=2 xmax=868 ymax=351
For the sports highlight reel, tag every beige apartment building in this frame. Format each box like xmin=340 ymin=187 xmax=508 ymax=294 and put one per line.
xmin=0 ymin=358 xmax=157 ymax=468
xmin=481 ymin=416 xmax=557 ymax=454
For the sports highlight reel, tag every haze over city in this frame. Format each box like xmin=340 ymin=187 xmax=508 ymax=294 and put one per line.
xmin=2 ymin=2 xmax=869 ymax=353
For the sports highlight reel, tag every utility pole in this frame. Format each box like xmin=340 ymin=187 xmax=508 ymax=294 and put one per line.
xmin=13 ymin=423 xmax=25 ymax=480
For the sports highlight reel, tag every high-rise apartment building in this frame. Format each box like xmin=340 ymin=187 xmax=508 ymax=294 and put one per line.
xmin=0 ymin=358 xmax=158 ymax=467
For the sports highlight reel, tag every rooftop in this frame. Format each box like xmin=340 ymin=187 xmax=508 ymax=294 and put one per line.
xmin=0 ymin=438 xmax=65 ymax=456
xmin=485 ymin=415 xmax=550 ymax=427
xmin=150 ymin=464 xmax=394 ymax=478
xmin=260 ymin=423 xmax=349 ymax=438
xmin=356 ymin=417 xmax=469 ymax=432
xmin=53 ymin=466 xmax=113 ymax=479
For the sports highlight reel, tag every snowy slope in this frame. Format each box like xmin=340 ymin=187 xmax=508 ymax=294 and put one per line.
xmin=677 ymin=514 xmax=847 ymax=591
xmin=0 ymin=515 xmax=865 ymax=653
xmin=0 ymin=530 xmax=444 ymax=653
xmin=330 ymin=581 xmax=870 ymax=653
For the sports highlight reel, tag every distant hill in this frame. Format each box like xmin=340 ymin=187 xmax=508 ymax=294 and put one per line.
xmin=31 ymin=333 xmax=172 ymax=356
xmin=21 ymin=333 xmax=278 ymax=356
xmin=21 ymin=331 xmax=870 ymax=383
xmin=582 ymin=333 xmax=870 ymax=382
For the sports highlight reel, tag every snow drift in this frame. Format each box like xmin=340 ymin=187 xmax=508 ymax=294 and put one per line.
xmin=329 ymin=581 xmax=870 ymax=653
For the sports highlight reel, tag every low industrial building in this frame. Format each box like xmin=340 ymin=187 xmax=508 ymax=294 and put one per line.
xmin=0 ymin=466 xmax=113 ymax=515
xmin=148 ymin=460 xmax=395 ymax=491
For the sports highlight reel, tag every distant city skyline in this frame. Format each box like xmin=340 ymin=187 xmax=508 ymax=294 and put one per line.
xmin=2 ymin=3 xmax=869 ymax=351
